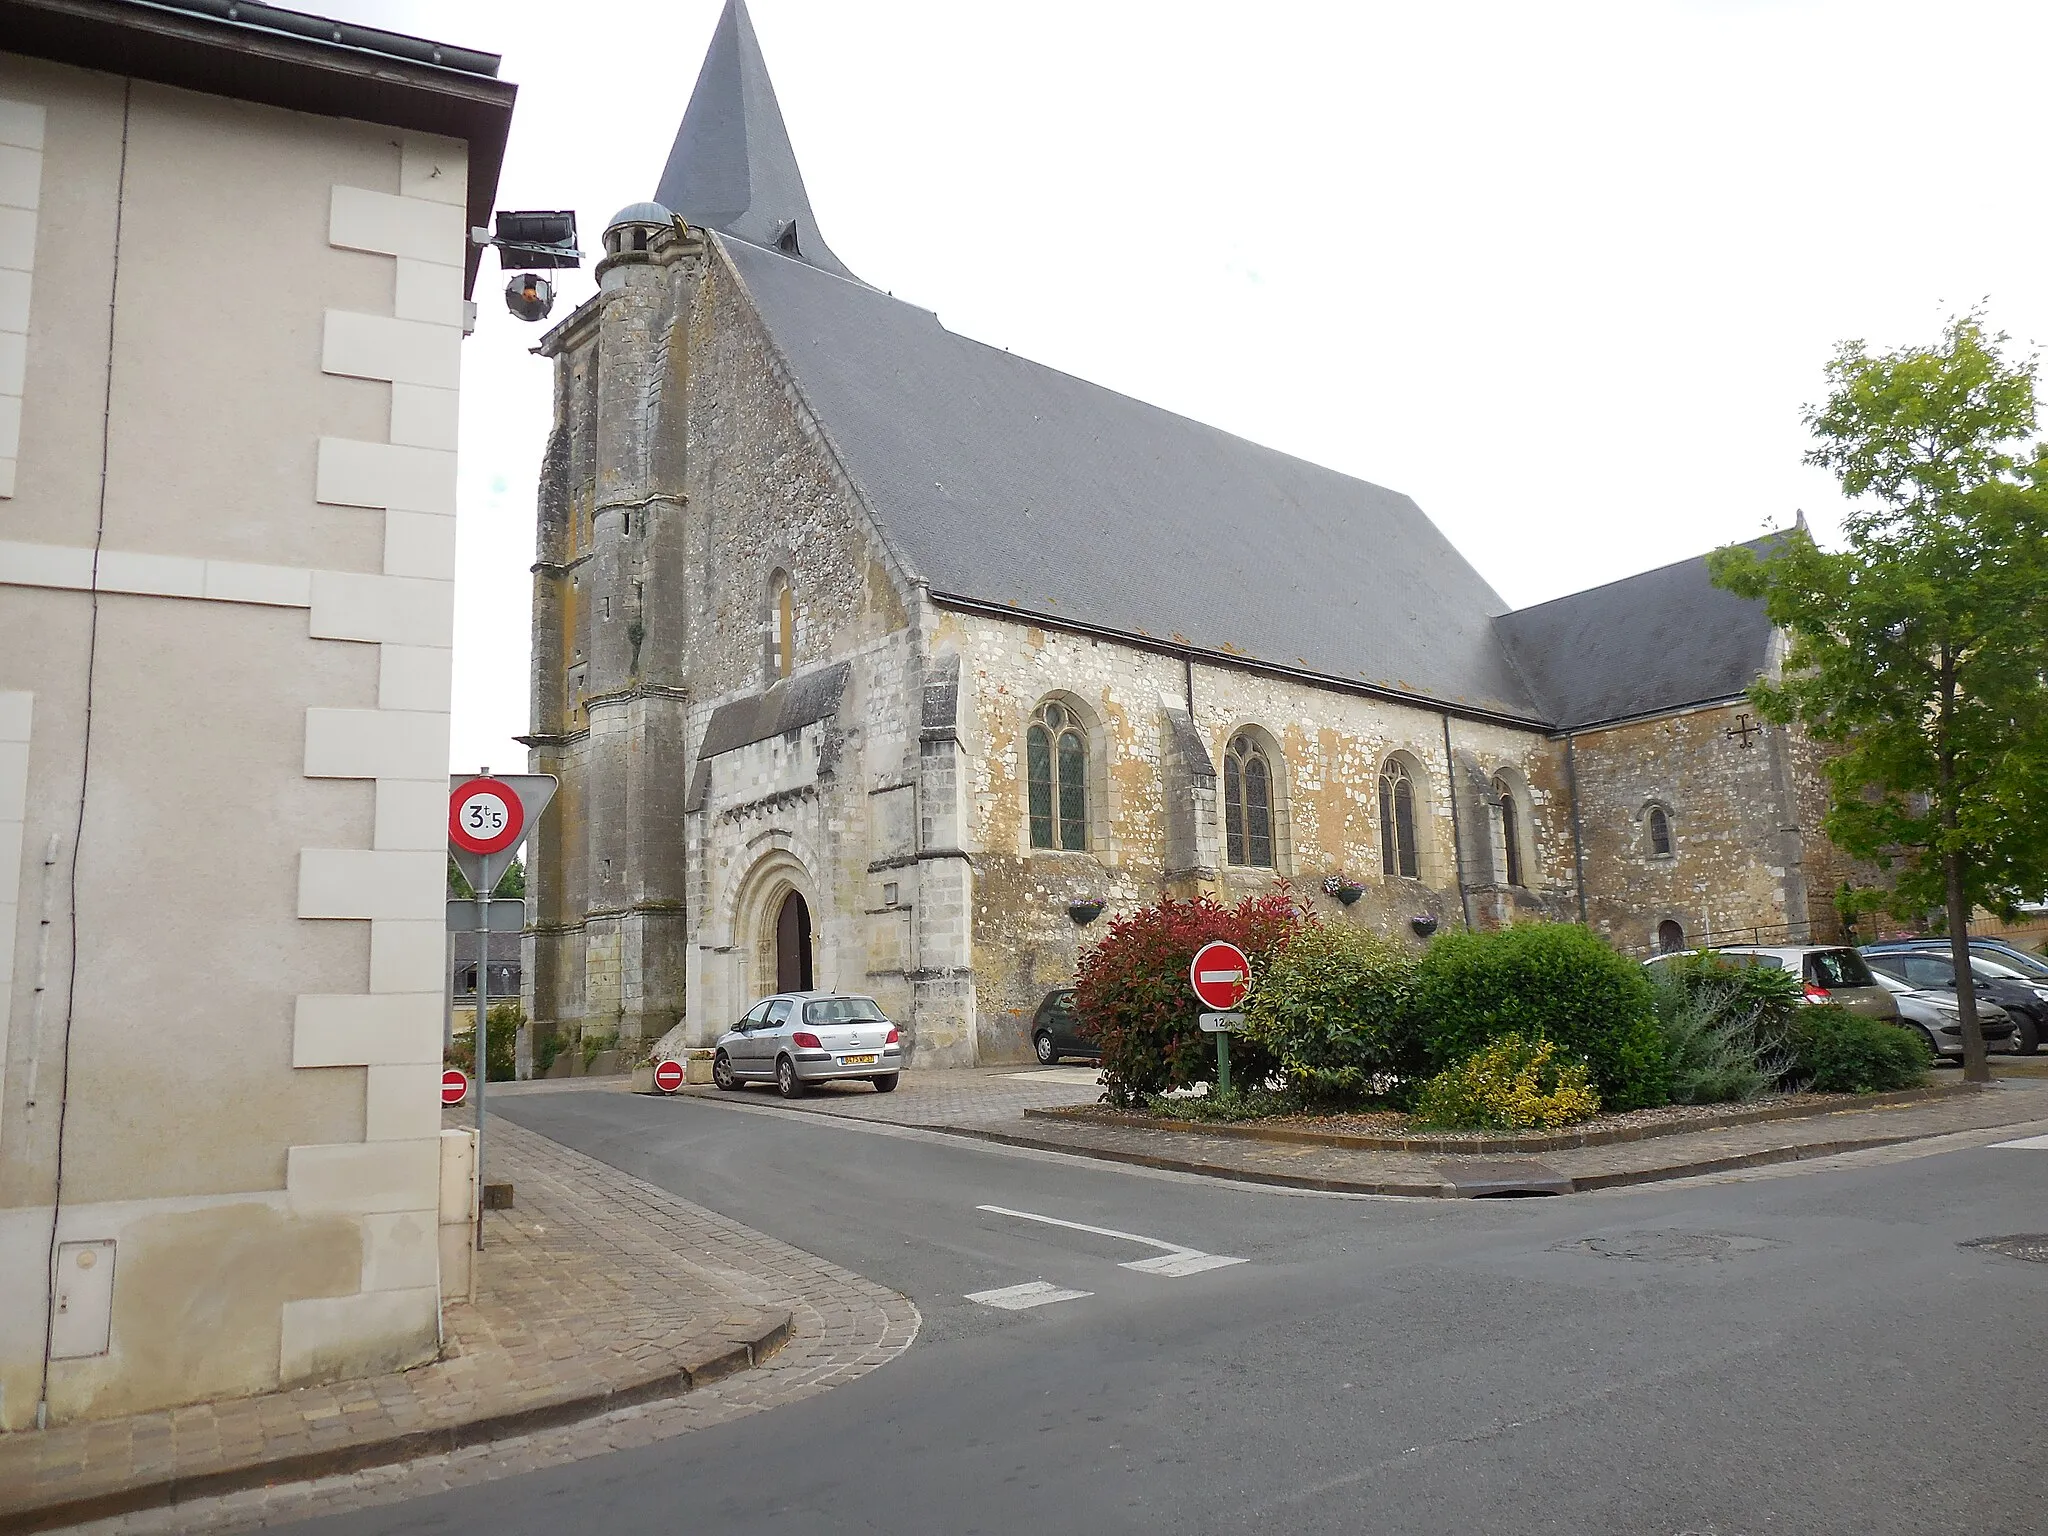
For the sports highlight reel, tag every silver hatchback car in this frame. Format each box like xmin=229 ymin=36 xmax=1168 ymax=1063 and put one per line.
xmin=711 ymin=992 xmax=902 ymax=1098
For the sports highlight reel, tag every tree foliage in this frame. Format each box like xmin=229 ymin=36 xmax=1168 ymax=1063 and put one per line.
xmin=1710 ymin=311 xmax=2048 ymax=1079
xmin=1241 ymin=923 xmax=1422 ymax=1101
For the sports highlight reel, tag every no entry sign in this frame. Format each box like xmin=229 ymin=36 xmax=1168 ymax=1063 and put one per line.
xmin=1189 ymin=940 xmax=1251 ymax=1010
xmin=653 ymin=1058 xmax=687 ymax=1094
xmin=449 ymin=776 xmax=526 ymax=857
xmin=441 ymin=1069 xmax=470 ymax=1106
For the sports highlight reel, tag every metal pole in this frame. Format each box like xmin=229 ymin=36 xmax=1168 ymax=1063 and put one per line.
xmin=1217 ymin=1030 xmax=1231 ymax=1098
xmin=475 ymin=883 xmax=488 ymax=1253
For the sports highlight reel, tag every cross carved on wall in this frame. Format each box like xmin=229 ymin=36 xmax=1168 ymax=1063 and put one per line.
xmin=1726 ymin=712 xmax=1760 ymax=749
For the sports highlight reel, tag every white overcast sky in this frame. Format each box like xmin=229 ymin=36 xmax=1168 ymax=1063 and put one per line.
xmin=321 ymin=0 xmax=2048 ymax=772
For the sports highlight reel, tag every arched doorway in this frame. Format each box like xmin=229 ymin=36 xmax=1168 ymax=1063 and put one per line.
xmin=775 ymin=889 xmax=814 ymax=992
xmin=1657 ymin=919 xmax=1685 ymax=954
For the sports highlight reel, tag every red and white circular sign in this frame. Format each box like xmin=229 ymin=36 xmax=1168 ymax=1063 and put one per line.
xmin=449 ymin=776 xmax=526 ymax=857
xmin=653 ymin=1058 xmax=687 ymax=1094
xmin=441 ymin=1068 xmax=470 ymax=1106
xmin=1189 ymin=940 xmax=1251 ymax=1010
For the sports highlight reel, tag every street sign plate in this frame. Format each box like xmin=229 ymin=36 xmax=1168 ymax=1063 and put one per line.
xmin=448 ymin=899 xmax=525 ymax=933
xmin=1189 ymin=940 xmax=1251 ymax=1010
xmin=449 ymin=776 xmax=525 ymax=856
xmin=653 ymin=1058 xmax=686 ymax=1093
xmin=448 ymin=772 xmax=558 ymax=897
xmin=441 ymin=1069 xmax=469 ymax=1106
xmin=1199 ymin=1012 xmax=1243 ymax=1033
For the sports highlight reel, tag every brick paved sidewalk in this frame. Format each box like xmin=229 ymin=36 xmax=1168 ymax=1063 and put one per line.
xmin=931 ymin=1078 xmax=2048 ymax=1194
xmin=1 ymin=1118 xmax=919 ymax=1536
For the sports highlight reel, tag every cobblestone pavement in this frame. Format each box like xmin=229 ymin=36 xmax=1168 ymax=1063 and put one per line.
xmin=22 ymin=1118 xmax=917 ymax=1536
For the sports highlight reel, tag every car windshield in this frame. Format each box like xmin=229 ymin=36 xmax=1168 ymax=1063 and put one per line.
xmin=1806 ymin=950 xmax=1876 ymax=987
xmin=805 ymin=997 xmax=889 ymax=1025
xmin=1980 ymin=947 xmax=2048 ymax=978
xmin=1973 ymin=957 xmax=2027 ymax=981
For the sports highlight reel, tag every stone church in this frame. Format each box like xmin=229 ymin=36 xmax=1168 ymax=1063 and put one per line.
xmin=521 ymin=0 xmax=1852 ymax=1069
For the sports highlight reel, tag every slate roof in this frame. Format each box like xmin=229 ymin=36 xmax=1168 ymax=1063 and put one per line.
xmin=659 ymin=1 xmax=1779 ymax=737
xmin=654 ymin=0 xmax=852 ymax=279
xmin=720 ymin=235 xmax=1546 ymax=721
xmin=1493 ymin=538 xmax=1781 ymax=730
xmin=684 ymin=662 xmax=851 ymax=812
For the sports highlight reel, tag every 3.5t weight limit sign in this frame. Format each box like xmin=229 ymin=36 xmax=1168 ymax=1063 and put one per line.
xmin=449 ymin=776 xmax=525 ymax=857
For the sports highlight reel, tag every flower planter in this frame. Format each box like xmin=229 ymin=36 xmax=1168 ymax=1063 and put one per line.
xmin=685 ymin=1049 xmax=715 ymax=1085
xmin=630 ymin=1062 xmax=658 ymax=1094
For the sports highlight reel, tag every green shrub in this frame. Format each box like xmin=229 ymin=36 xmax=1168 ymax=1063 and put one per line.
xmin=1074 ymin=891 xmax=1307 ymax=1108
xmin=1410 ymin=1034 xmax=1602 ymax=1131
xmin=1648 ymin=961 xmax=1795 ymax=1104
xmin=446 ymin=1002 xmax=520 ymax=1083
xmin=1413 ymin=923 xmax=1668 ymax=1110
xmin=1784 ymin=1005 xmax=1929 ymax=1093
xmin=1241 ymin=923 xmax=1422 ymax=1102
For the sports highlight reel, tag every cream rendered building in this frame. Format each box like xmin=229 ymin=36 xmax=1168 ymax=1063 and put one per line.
xmin=0 ymin=1 xmax=512 ymax=1428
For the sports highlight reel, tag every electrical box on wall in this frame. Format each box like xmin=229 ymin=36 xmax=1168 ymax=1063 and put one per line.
xmin=50 ymin=1240 xmax=116 ymax=1359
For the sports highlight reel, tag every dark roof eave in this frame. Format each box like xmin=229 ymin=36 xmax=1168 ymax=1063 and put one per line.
xmin=927 ymin=591 xmax=1554 ymax=733
xmin=2 ymin=0 xmax=516 ymax=296
xmin=1555 ymin=693 xmax=1758 ymax=736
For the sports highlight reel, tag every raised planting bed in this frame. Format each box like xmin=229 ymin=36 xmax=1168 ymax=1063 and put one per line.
xmin=1025 ymin=1081 xmax=1984 ymax=1155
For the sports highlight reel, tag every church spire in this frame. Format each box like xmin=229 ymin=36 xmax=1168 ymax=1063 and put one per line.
xmin=654 ymin=0 xmax=853 ymax=278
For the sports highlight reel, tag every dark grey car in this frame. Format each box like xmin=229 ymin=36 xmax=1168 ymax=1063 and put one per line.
xmin=1030 ymin=988 xmax=1097 ymax=1065
xmin=1862 ymin=949 xmax=2048 ymax=1055
xmin=711 ymin=992 xmax=902 ymax=1098
xmin=1868 ymin=969 xmax=2015 ymax=1061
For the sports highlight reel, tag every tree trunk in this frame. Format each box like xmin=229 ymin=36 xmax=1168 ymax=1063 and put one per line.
xmin=1947 ymin=855 xmax=1987 ymax=1081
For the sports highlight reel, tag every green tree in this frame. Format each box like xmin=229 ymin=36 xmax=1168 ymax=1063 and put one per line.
xmin=1711 ymin=312 xmax=2048 ymax=1082
xmin=447 ymin=855 xmax=525 ymax=901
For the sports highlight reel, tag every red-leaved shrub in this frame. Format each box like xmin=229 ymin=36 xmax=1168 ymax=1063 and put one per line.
xmin=1074 ymin=890 xmax=1309 ymax=1107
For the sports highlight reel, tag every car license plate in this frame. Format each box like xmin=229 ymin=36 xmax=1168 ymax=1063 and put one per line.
xmin=840 ymin=1054 xmax=878 ymax=1066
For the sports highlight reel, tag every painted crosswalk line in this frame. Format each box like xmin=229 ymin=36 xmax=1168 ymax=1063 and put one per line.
xmin=965 ymin=1281 xmax=1094 ymax=1311
xmin=1989 ymin=1133 xmax=2048 ymax=1149
xmin=976 ymin=1204 xmax=1248 ymax=1277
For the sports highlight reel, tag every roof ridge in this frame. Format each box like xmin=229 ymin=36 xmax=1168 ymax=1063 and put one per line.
xmin=1502 ymin=529 xmax=1791 ymax=622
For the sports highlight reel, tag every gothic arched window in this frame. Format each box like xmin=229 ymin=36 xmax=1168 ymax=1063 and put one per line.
xmin=1027 ymin=700 xmax=1088 ymax=851
xmin=1646 ymin=804 xmax=1674 ymax=859
xmin=1224 ymin=733 xmax=1274 ymax=868
xmin=1379 ymin=759 xmax=1420 ymax=880
xmin=1493 ymin=774 xmax=1524 ymax=888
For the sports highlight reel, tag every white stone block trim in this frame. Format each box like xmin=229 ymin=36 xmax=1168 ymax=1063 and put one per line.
xmin=279 ymin=1284 xmax=439 ymax=1385
xmin=315 ymin=436 xmax=457 ymax=516
xmin=0 ymin=538 xmax=313 ymax=607
xmin=328 ymin=185 xmax=464 ymax=267
xmin=393 ymin=261 xmax=464 ymax=328
xmin=308 ymin=569 xmax=453 ymax=647
xmin=293 ymin=992 xmax=442 ymax=1067
xmin=377 ymin=645 xmax=453 ymax=713
xmin=383 ymin=508 xmax=458 ymax=581
xmin=323 ymin=310 xmax=461 ymax=389
xmin=285 ymin=1138 xmax=441 ymax=1215
xmin=368 ymin=918 xmax=444 ymax=995
xmin=358 ymin=1208 xmax=440 ymax=1291
xmin=364 ymin=1064 xmax=442 ymax=1142
xmin=298 ymin=847 xmax=445 ymax=920
xmin=373 ymin=777 xmax=448 ymax=850
xmin=0 ymin=98 xmax=39 ymax=500
xmin=305 ymin=706 xmax=448 ymax=780
xmin=390 ymin=383 xmax=459 ymax=450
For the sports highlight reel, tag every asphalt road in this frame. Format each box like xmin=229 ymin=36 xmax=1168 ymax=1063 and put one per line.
xmin=288 ymin=1088 xmax=2048 ymax=1536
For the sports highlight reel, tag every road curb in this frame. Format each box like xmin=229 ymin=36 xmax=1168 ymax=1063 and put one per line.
xmin=0 ymin=1315 xmax=794 ymax=1536
xmin=929 ymin=1123 xmax=1940 ymax=1198
xmin=1024 ymin=1082 xmax=1983 ymax=1154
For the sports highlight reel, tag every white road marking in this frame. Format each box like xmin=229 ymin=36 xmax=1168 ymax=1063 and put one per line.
xmin=1198 ymin=969 xmax=1243 ymax=985
xmin=976 ymin=1204 xmax=1248 ymax=1276
xmin=965 ymin=1280 xmax=1093 ymax=1310
xmin=1990 ymin=1133 xmax=2048 ymax=1149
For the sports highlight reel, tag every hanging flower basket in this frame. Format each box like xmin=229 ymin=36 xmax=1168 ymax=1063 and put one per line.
xmin=1067 ymin=899 xmax=1106 ymax=925
xmin=1322 ymin=876 xmax=1365 ymax=906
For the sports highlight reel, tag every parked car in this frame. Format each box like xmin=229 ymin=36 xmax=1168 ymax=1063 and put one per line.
xmin=711 ymin=991 xmax=902 ymax=1098
xmin=1031 ymin=988 xmax=1098 ymax=1065
xmin=1649 ymin=945 xmax=1900 ymax=1021
xmin=1860 ymin=948 xmax=2048 ymax=1055
xmin=1867 ymin=969 xmax=2016 ymax=1062
xmin=1863 ymin=936 xmax=2048 ymax=987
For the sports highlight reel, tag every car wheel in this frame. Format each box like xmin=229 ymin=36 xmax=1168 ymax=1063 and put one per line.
xmin=1912 ymin=1025 xmax=1943 ymax=1064
xmin=2012 ymin=1013 xmax=2041 ymax=1056
xmin=1034 ymin=1031 xmax=1056 ymax=1065
xmin=712 ymin=1050 xmax=739 ymax=1090
xmin=871 ymin=1073 xmax=899 ymax=1093
xmin=776 ymin=1056 xmax=806 ymax=1099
